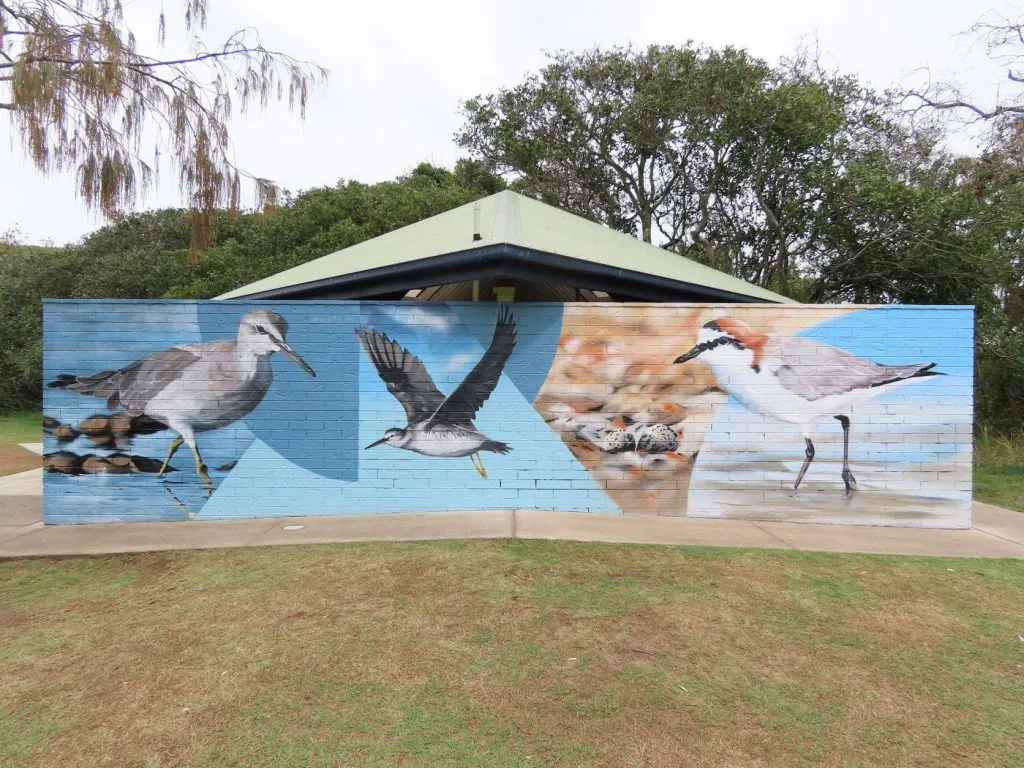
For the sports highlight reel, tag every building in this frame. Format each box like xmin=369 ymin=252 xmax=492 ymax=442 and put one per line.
xmin=42 ymin=192 xmax=972 ymax=528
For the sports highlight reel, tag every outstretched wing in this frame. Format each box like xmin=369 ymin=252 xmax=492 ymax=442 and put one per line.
xmin=48 ymin=347 xmax=200 ymax=414
xmin=355 ymin=328 xmax=446 ymax=423
xmin=427 ymin=306 xmax=517 ymax=428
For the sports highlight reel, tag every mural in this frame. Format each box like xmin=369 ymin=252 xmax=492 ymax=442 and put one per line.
xmin=48 ymin=308 xmax=316 ymax=496
xmin=356 ymin=305 xmax=516 ymax=478
xmin=42 ymin=300 xmax=973 ymax=528
xmin=673 ymin=317 xmax=941 ymax=495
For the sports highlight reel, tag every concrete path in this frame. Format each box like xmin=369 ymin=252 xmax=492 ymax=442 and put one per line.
xmin=0 ymin=468 xmax=42 ymax=496
xmin=0 ymin=465 xmax=1021 ymax=558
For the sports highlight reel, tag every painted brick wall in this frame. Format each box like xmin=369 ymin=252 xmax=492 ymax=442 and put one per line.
xmin=42 ymin=300 xmax=974 ymax=528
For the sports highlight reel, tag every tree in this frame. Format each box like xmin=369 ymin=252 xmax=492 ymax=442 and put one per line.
xmin=457 ymin=44 xmax=905 ymax=294
xmin=459 ymin=44 xmax=764 ymax=245
xmin=806 ymin=150 xmax=1003 ymax=304
xmin=164 ymin=162 xmax=508 ymax=298
xmin=0 ymin=0 xmax=327 ymax=261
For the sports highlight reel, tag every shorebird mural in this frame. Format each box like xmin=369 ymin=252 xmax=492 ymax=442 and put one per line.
xmin=356 ymin=306 xmax=517 ymax=478
xmin=40 ymin=300 xmax=971 ymax=528
xmin=674 ymin=317 xmax=942 ymax=494
xmin=47 ymin=308 xmax=316 ymax=487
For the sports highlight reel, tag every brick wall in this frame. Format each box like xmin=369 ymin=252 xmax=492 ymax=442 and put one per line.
xmin=42 ymin=300 xmax=974 ymax=528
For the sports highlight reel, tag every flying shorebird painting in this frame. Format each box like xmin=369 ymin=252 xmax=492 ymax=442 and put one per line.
xmin=356 ymin=306 xmax=517 ymax=478
xmin=47 ymin=308 xmax=316 ymax=487
xmin=673 ymin=317 xmax=942 ymax=495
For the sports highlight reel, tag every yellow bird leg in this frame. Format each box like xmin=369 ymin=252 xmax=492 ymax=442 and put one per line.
xmin=158 ymin=436 xmax=184 ymax=477
xmin=190 ymin=443 xmax=212 ymax=487
xmin=471 ymin=452 xmax=489 ymax=479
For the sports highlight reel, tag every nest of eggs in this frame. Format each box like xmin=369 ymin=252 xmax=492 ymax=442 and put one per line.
xmin=534 ymin=306 xmax=727 ymax=515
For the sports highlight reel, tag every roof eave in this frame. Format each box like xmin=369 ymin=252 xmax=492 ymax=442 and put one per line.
xmin=219 ymin=244 xmax=791 ymax=304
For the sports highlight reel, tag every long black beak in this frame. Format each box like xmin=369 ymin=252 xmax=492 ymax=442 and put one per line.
xmin=674 ymin=346 xmax=701 ymax=364
xmin=279 ymin=341 xmax=316 ymax=377
xmin=364 ymin=437 xmax=388 ymax=450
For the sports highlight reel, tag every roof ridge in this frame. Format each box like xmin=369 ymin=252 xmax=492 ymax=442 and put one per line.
xmin=216 ymin=189 xmax=791 ymax=303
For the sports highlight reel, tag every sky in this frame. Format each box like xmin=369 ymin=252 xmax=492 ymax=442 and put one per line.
xmin=1 ymin=0 xmax=1020 ymax=245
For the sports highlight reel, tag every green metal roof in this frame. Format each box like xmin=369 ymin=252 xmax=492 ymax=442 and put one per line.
xmin=217 ymin=190 xmax=793 ymax=303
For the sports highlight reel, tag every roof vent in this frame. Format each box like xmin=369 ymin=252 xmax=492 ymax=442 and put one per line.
xmin=472 ymin=202 xmax=482 ymax=241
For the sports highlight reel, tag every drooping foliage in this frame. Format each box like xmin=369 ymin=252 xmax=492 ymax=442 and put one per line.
xmin=0 ymin=0 xmax=327 ymax=262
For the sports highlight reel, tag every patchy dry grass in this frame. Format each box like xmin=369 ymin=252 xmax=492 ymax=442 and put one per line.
xmin=1 ymin=542 xmax=1022 ymax=767
xmin=0 ymin=411 xmax=39 ymax=476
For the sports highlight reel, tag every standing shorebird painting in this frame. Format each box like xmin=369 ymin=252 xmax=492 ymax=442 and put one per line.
xmin=674 ymin=317 xmax=942 ymax=495
xmin=47 ymin=308 xmax=316 ymax=487
xmin=356 ymin=306 xmax=517 ymax=478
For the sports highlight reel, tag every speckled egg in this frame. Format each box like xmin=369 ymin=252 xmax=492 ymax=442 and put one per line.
xmin=597 ymin=429 xmax=635 ymax=453
xmin=631 ymin=423 xmax=678 ymax=454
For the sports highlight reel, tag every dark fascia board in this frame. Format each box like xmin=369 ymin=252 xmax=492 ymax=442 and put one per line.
xmin=227 ymin=244 xmax=783 ymax=304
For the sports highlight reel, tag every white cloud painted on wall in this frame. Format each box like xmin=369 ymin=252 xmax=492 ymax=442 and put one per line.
xmin=381 ymin=306 xmax=452 ymax=331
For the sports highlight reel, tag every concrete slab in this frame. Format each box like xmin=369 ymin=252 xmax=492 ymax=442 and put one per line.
xmin=18 ymin=443 xmax=44 ymax=456
xmin=971 ymin=501 xmax=1024 ymax=546
xmin=0 ymin=522 xmax=45 ymax=548
xmin=0 ymin=495 xmax=1020 ymax=560
xmin=0 ymin=495 xmax=42 ymax=526
xmin=0 ymin=517 xmax=283 ymax=558
xmin=250 ymin=511 xmax=513 ymax=547
xmin=754 ymin=519 xmax=1024 ymax=558
xmin=0 ymin=468 xmax=42 ymax=496
xmin=514 ymin=510 xmax=787 ymax=549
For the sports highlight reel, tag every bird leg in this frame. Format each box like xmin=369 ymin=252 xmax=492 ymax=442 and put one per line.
xmin=157 ymin=436 xmax=184 ymax=477
xmin=471 ymin=452 xmax=489 ymax=479
xmin=794 ymin=437 xmax=815 ymax=491
xmin=834 ymin=415 xmax=857 ymax=495
xmin=189 ymin=443 xmax=213 ymax=489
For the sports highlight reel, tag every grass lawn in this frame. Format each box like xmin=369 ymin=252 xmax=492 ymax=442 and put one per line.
xmin=975 ymin=431 xmax=1024 ymax=513
xmin=1 ymin=541 xmax=1022 ymax=767
xmin=0 ymin=411 xmax=40 ymax=477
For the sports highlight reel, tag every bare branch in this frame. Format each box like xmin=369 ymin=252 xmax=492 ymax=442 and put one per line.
xmin=905 ymin=14 xmax=1024 ymax=121
xmin=903 ymin=91 xmax=1024 ymax=120
xmin=0 ymin=46 xmax=304 ymax=72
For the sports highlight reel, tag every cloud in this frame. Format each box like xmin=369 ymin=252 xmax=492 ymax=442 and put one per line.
xmin=381 ymin=306 xmax=452 ymax=331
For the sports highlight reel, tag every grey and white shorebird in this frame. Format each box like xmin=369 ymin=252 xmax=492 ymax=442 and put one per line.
xmin=356 ymin=306 xmax=516 ymax=478
xmin=673 ymin=317 xmax=942 ymax=494
xmin=48 ymin=308 xmax=315 ymax=487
